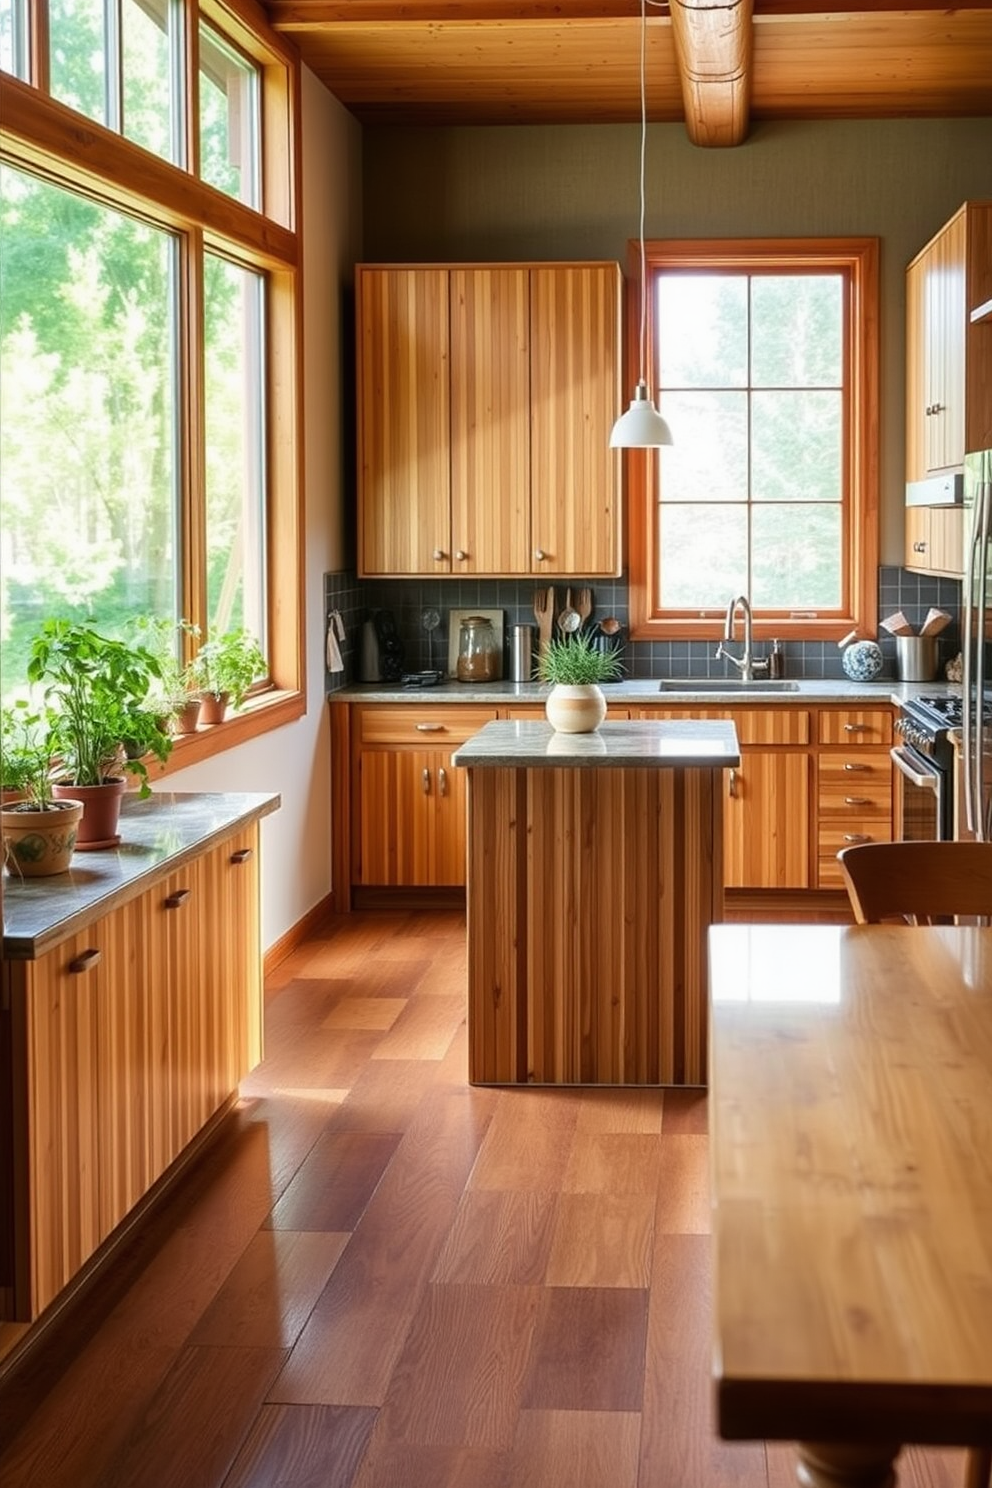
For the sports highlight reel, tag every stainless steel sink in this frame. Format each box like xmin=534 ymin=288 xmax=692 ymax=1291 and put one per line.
xmin=659 ymin=678 xmax=801 ymax=692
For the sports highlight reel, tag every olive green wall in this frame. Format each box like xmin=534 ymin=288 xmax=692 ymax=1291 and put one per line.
xmin=362 ymin=117 xmax=992 ymax=564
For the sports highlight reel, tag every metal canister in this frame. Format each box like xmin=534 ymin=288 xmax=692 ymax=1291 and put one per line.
xmin=509 ymin=623 xmax=535 ymax=682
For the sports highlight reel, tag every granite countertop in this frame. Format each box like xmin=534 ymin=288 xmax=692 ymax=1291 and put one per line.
xmin=3 ymin=791 xmax=280 ymax=960
xmin=451 ymin=718 xmax=741 ymax=769
xmin=331 ymin=678 xmax=957 ymax=706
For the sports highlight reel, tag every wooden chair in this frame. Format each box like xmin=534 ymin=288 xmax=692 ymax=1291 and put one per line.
xmin=838 ymin=839 xmax=992 ymax=1488
xmin=837 ymin=840 xmax=992 ymax=925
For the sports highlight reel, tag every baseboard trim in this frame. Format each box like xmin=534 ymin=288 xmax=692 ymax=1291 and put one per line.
xmin=264 ymin=891 xmax=336 ymax=975
xmin=352 ymin=886 xmax=466 ymax=912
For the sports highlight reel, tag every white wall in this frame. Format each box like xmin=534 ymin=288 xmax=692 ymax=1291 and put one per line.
xmin=166 ymin=69 xmax=361 ymax=951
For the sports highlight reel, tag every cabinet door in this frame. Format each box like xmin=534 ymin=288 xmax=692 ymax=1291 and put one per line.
xmin=906 ymin=504 xmax=964 ymax=577
xmin=530 ymin=265 xmax=622 ymax=576
xmin=358 ymin=748 xmax=464 ymax=886
xmin=724 ymin=750 xmax=810 ymax=889
xmin=905 ymin=253 xmax=927 ymax=485
xmin=450 ymin=268 xmax=530 ymax=574
xmin=924 ymin=213 xmax=966 ymax=474
xmin=358 ymin=268 xmax=451 ymax=575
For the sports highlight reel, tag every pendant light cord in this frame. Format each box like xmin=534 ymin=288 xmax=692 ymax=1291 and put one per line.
xmin=637 ymin=0 xmax=648 ymax=386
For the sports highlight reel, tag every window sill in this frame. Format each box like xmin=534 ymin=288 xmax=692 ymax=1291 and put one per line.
xmin=144 ymin=688 xmax=305 ymax=782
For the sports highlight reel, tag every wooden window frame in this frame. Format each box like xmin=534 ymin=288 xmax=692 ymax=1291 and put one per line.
xmin=0 ymin=0 xmax=305 ymax=767
xmin=627 ymin=237 xmax=879 ymax=644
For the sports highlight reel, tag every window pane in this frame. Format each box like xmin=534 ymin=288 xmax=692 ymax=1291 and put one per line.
xmin=199 ymin=23 xmax=260 ymax=208
xmin=123 ymin=0 xmax=179 ymax=163
xmin=659 ymin=505 xmax=748 ymax=609
xmin=49 ymin=0 xmax=107 ymax=124
xmin=657 ymin=275 xmax=748 ymax=388
xmin=752 ymin=504 xmax=842 ymax=609
xmin=752 ymin=390 xmax=842 ymax=502
xmin=0 ymin=0 xmax=29 ymax=79
xmin=0 ymin=167 xmax=178 ymax=699
xmin=203 ymin=255 xmax=267 ymax=650
xmin=751 ymin=276 xmax=843 ymax=387
xmin=658 ymin=391 xmax=749 ymax=503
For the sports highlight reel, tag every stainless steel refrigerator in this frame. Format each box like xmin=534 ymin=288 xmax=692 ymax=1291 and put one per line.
xmin=962 ymin=447 xmax=992 ymax=840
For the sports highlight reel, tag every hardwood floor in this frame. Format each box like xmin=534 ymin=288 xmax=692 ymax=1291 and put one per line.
xmin=0 ymin=909 xmax=969 ymax=1488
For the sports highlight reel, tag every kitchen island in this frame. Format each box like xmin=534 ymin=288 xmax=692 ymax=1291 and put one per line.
xmin=452 ymin=718 xmax=739 ymax=1085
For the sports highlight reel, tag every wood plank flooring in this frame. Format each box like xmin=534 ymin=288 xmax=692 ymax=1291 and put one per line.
xmin=0 ymin=909 xmax=970 ymax=1488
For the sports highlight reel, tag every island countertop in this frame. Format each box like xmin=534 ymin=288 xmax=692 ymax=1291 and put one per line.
xmin=2 ymin=790 xmax=280 ymax=960
xmin=451 ymin=718 xmax=741 ymax=769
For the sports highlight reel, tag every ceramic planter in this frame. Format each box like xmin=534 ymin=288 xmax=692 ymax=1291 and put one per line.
xmin=544 ymin=683 xmax=607 ymax=734
xmin=1 ymin=798 xmax=84 ymax=876
xmin=52 ymin=778 xmax=127 ymax=850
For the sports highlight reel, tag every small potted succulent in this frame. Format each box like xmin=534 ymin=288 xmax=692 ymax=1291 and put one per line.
xmin=1 ymin=701 xmax=84 ymax=876
xmin=188 ymin=626 xmax=267 ymax=724
xmin=27 ymin=619 xmax=173 ymax=849
xmin=535 ymin=631 xmax=624 ymax=733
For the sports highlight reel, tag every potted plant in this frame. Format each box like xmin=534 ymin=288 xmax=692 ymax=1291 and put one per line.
xmin=535 ymin=631 xmax=624 ymax=733
xmin=129 ymin=616 xmax=203 ymax=734
xmin=27 ymin=619 xmax=173 ymax=849
xmin=0 ymin=702 xmax=84 ymax=876
xmin=188 ymin=627 xmax=267 ymax=724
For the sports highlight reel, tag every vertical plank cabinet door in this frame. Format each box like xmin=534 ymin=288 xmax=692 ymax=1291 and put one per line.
xmin=924 ymin=209 xmax=967 ymax=474
xmin=723 ymin=751 xmax=810 ymax=890
xmin=357 ymin=748 xmax=461 ymax=886
xmin=450 ymin=267 xmax=531 ymax=575
xmin=530 ymin=264 xmax=623 ymax=577
xmin=358 ymin=267 xmax=451 ymax=575
xmin=213 ymin=826 xmax=263 ymax=1086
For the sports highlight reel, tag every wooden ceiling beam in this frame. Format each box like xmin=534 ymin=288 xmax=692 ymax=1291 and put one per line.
xmin=669 ymin=0 xmax=754 ymax=146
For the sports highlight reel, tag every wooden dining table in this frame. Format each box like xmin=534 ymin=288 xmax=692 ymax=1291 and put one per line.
xmin=708 ymin=923 xmax=992 ymax=1488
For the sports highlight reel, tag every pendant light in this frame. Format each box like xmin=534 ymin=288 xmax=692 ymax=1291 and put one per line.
xmin=610 ymin=0 xmax=673 ymax=449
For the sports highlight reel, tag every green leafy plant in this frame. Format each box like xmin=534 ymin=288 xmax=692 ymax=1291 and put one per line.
xmin=0 ymin=701 xmax=57 ymax=805
xmin=127 ymin=616 xmax=202 ymax=716
xmin=535 ymin=632 xmax=624 ymax=686
xmin=27 ymin=619 xmax=172 ymax=798
xmin=188 ymin=627 xmax=267 ymax=710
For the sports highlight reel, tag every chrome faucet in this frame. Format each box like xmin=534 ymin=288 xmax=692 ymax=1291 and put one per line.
xmin=715 ymin=595 xmax=769 ymax=682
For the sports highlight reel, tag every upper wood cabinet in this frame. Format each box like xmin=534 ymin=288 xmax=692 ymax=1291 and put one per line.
xmin=357 ymin=262 xmax=623 ymax=578
xmin=905 ymin=202 xmax=992 ymax=484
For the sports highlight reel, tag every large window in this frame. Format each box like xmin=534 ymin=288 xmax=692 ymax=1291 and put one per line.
xmin=629 ymin=239 xmax=878 ymax=642
xmin=0 ymin=0 xmax=302 ymax=751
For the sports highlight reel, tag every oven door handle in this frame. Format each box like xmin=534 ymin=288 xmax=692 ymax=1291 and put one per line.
xmin=890 ymin=745 xmax=939 ymax=793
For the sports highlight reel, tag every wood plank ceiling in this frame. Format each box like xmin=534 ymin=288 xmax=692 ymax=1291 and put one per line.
xmin=264 ymin=0 xmax=992 ymax=144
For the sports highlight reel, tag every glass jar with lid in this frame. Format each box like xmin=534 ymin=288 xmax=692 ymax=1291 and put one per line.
xmin=456 ymin=615 xmax=500 ymax=682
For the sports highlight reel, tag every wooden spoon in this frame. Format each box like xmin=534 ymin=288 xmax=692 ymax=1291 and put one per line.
xmin=533 ymin=585 xmax=555 ymax=658
xmin=576 ymin=588 xmax=593 ymax=631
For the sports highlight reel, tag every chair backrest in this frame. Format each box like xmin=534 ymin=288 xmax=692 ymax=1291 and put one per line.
xmin=837 ymin=840 xmax=992 ymax=924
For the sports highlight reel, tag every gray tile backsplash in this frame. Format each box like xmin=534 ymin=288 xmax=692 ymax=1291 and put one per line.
xmin=324 ymin=566 xmax=962 ymax=691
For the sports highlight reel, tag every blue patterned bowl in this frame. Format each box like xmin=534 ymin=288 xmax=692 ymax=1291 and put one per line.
xmin=841 ymin=640 xmax=883 ymax=681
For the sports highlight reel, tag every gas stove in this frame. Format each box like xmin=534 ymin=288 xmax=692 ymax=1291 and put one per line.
xmin=897 ymin=693 xmax=992 ymax=759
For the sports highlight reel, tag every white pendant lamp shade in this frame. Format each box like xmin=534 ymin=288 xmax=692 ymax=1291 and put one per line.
xmin=610 ymin=0 xmax=673 ymax=451
xmin=610 ymin=380 xmax=673 ymax=448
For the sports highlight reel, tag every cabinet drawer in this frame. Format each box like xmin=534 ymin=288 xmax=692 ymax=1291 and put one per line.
xmin=818 ymin=754 xmax=892 ymax=789
xmin=818 ymin=780 xmax=892 ymax=816
xmin=818 ymin=710 xmax=893 ymax=747
xmin=357 ymin=705 xmax=497 ymax=746
xmin=818 ymin=822 xmax=893 ymax=889
xmin=639 ymin=707 xmax=810 ymax=745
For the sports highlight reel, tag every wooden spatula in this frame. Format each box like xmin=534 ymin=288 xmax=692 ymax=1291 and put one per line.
xmin=533 ymin=586 xmax=555 ymax=659
xmin=576 ymin=588 xmax=593 ymax=631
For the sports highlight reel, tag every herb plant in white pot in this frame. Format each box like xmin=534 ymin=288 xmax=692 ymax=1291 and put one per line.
xmin=536 ymin=632 xmax=623 ymax=733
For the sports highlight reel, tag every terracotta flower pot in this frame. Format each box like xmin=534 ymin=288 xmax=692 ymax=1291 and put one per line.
xmin=52 ymin=778 xmax=127 ymax=850
xmin=544 ymin=683 xmax=607 ymax=734
xmin=2 ymin=798 xmax=84 ymax=877
xmin=172 ymin=697 xmax=204 ymax=735
xmin=197 ymin=690 xmax=229 ymax=726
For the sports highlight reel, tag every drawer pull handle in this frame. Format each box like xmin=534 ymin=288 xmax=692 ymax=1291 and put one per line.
xmin=438 ymin=766 xmax=447 ymax=796
xmin=843 ymin=833 xmax=871 ymax=843
xmin=728 ymin=767 xmax=737 ymax=799
xmin=230 ymin=848 xmax=253 ymax=864
xmin=165 ymin=888 xmax=191 ymax=908
xmin=422 ymin=768 xmax=431 ymax=795
xmin=69 ymin=948 xmax=101 ymax=974
xmin=416 ymin=722 xmax=444 ymax=732
xmin=844 ymin=796 xmax=871 ymax=806
xmin=844 ymin=723 xmax=867 ymax=733
xmin=843 ymin=762 xmax=868 ymax=771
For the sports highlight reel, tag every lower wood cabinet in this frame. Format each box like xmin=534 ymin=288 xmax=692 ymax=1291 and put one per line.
xmin=815 ymin=707 xmax=893 ymax=887
xmin=2 ymin=824 xmax=262 ymax=1322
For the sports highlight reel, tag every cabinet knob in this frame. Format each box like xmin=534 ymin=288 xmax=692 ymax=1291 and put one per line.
xmin=913 ymin=540 xmax=927 ymax=553
xmin=165 ymin=887 xmax=191 ymax=908
xmin=432 ymin=548 xmax=446 ymax=561
xmin=534 ymin=548 xmax=546 ymax=562
xmin=230 ymin=848 xmax=253 ymax=864
xmin=69 ymin=948 xmax=102 ymax=974
xmin=422 ymin=767 xmax=431 ymax=795
xmin=454 ymin=550 xmax=467 ymax=562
